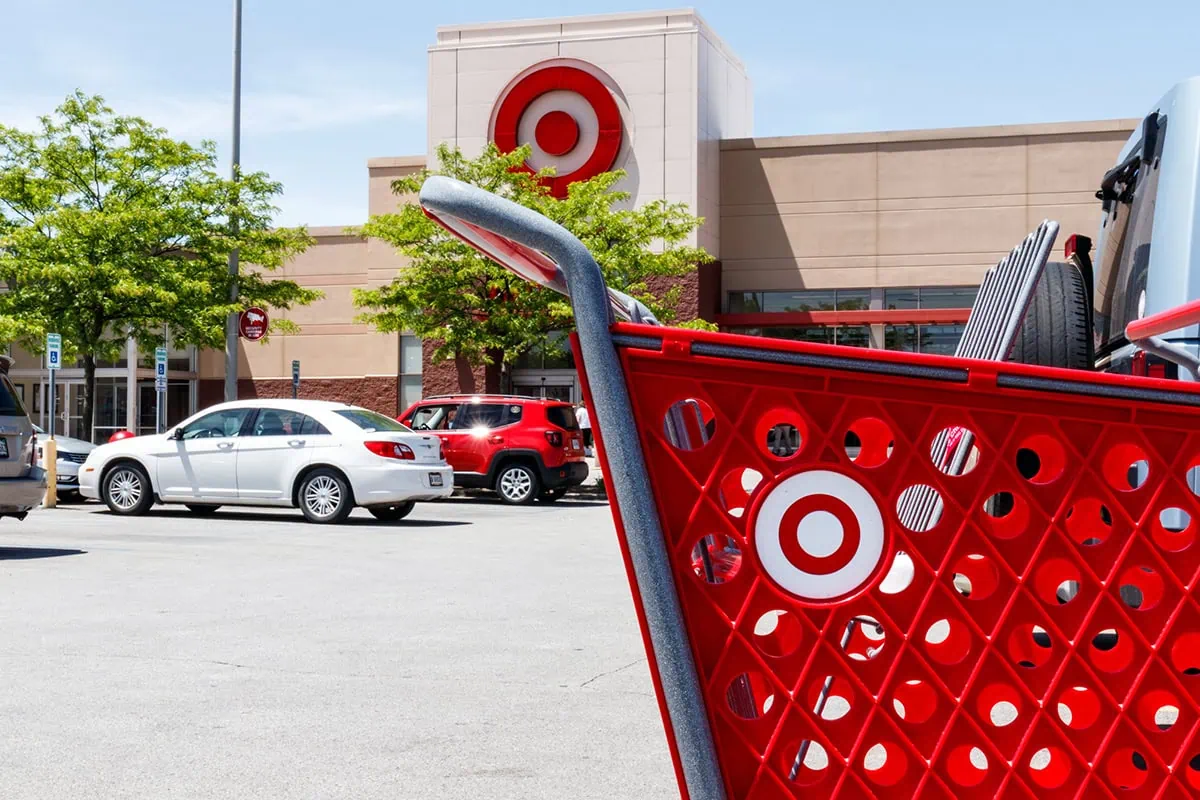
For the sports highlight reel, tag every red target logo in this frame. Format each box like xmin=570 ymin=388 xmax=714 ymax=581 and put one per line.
xmin=750 ymin=469 xmax=889 ymax=604
xmin=491 ymin=63 xmax=623 ymax=198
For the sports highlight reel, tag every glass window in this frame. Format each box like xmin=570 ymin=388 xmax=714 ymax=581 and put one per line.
xmin=762 ymin=290 xmax=836 ymax=313
xmin=1095 ymin=120 xmax=1165 ymax=350
xmin=835 ymin=326 xmax=871 ymax=347
xmin=919 ymin=324 xmax=966 ymax=355
xmin=180 ymin=408 xmax=252 ymax=439
xmin=399 ymin=375 xmax=422 ymax=413
xmin=727 ymin=292 xmax=761 ymax=313
xmin=300 ymin=415 xmax=330 ymax=436
xmin=335 ymin=408 xmax=410 ymax=432
xmin=248 ymin=409 xmax=326 ymax=437
xmin=455 ymin=403 xmax=505 ymax=429
xmin=835 ymin=290 xmax=870 ymax=311
xmin=400 ymin=334 xmax=423 ymax=374
xmin=919 ymin=287 xmax=978 ymax=309
xmin=885 ymin=288 xmax=919 ymax=310
xmin=0 ymin=375 xmax=26 ymax=416
xmin=546 ymin=405 xmax=578 ymax=430
xmin=408 ymin=404 xmax=457 ymax=431
xmin=884 ymin=324 xmax=919 ymax=352
xmin=770 ymin=326 xmax=834 ymax=344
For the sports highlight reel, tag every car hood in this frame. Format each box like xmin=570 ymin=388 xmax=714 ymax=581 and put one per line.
xmin=44 ymin=434 xmax=96 ymax=454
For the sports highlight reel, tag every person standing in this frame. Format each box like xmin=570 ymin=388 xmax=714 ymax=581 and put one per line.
xmin=577 ymin=403 xmax=593 ymax=455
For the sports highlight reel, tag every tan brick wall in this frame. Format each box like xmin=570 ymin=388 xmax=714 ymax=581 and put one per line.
xmin=718 ymin=121 xmax=1139 ymax=296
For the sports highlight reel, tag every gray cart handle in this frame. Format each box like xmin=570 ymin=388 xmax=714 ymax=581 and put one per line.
xmin=419 ymin=175 xmax=726 ymax=800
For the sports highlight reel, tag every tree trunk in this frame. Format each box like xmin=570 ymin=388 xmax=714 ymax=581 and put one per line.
xmin=82 ymin=353 xmax=96 ymax=443
xmin=454 ymin=353 xmax=477 ymax=394
xmin=484 ymin=348 xmax=503 ymax=394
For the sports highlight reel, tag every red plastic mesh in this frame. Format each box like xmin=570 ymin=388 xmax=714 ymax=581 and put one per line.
xmin=585 ymin=324 xmax=1200 ymax=800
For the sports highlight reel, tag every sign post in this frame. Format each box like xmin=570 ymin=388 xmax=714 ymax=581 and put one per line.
xmin=155 ymin=346 xmax=167 ymax=434
xmin=292 ymin=359 xmax=300 ymax=400
xmin=45 ymin=333 xmax=61 ymax=508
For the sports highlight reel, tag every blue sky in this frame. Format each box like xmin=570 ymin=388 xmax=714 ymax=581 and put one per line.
xmin=4 ymin=0 xmax=1199 ymax=227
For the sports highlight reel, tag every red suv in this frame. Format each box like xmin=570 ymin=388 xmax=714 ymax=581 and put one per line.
xmin=399 ymin=395 xmax=588 ymax=504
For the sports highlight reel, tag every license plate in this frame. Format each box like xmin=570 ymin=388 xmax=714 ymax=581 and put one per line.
xmin=0 ymin=438 xmax=8 ymax=459
xmin=571 ymin=440 xmax=581 ymax=450
xmin=429 ymin=473 xmax=444 ymax=487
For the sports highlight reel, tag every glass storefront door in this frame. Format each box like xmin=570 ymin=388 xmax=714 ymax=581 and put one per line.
xmin=38 ymin=381 xmax=87 ymax=440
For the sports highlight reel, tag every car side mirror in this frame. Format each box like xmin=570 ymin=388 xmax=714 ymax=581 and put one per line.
xmin=172 ymin=428 xmax=185 ymax=440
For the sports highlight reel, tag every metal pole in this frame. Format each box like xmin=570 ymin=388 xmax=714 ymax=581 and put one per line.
xmin=223 ymin=0 xmax=243 ymax=402
xmin=46 ymin=366 xmax=57 ymax=508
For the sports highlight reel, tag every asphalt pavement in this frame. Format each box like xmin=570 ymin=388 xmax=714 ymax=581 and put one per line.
xmin=0 ymin=498 xmax=675 ymax=800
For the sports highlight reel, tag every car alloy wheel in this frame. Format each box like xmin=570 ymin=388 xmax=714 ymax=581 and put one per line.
xmin=108 ymin=468 xmax=143 ymax=511
xmin=496 ymin=464 xmax=538 ymax=505
xmin=103 ymin=463 xmax=153 ymax=516
xmin=304 ymin=474 xmax=342 ymax=519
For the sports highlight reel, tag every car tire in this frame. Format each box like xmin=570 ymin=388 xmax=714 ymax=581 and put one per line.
xmin=495 ymin=463 xmax=539 ymax=505
xmin=1009 ymin=261 xmax=1093 ymax=370
xmin=368 ymin=501 xmax=415 ymax=521
xmin=102 ymin=462 xmax=154 ymax=516
xmin=299 ymin=468 xmax=354 ymax=524
xmin=537 ymin=487 xmax=568 ymax=503
xmin=186 ymin=504 xmax=221 ymax=515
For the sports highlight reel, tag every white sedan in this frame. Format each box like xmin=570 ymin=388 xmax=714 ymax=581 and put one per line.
xmin=79 ymin=400 xmax=453 ymax=523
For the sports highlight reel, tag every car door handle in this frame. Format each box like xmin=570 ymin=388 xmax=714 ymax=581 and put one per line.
xmin=216 ymin=442 xmax=235 ymax=450
xmin=288 ymin=439 xmax=305 ymax=447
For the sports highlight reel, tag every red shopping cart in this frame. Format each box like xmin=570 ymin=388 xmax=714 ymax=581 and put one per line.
xmin=420 ymin=176 xmax=1200 ymax=800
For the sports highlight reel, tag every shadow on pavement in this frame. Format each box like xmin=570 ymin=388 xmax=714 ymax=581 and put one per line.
xmin=0 ymin=546 xmax=87 ymax=561
xmin=126 ymin=509 xmax=471 ymax=527
xmin=444 ymin=495 xmax=610 ymax=508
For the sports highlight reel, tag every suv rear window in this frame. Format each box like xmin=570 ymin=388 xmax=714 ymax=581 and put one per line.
xmin=546 ymin=405 xmax=579 ymax=430
xmin=0 ymin=375 xmax=26 ymax=416
xmin=1095 ymin=114 xmax=1166 ymax=352
xmin=335 ymin=409 xmax=411 ymax=432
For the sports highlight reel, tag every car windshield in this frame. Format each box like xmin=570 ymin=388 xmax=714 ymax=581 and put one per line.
xmin=335 ymin=409 xmax=411 ymax=433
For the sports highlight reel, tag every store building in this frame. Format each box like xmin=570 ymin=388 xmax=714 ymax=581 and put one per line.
xmin=7 ymin=9 xmax=1140 ymax=438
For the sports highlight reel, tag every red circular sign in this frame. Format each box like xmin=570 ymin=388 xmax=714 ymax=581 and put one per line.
xmin=492 ymin=64 xmax=622 ymax=198
xmin=239 ymin=307 xmax=269 ymax=341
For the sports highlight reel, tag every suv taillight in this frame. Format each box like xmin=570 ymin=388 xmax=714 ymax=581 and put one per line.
xmin=545 ymin=430 xmax=563 ymax=447
xmin=364 ymin=441 xmax=415 ymax=460
xmin=30 ymin=432 xmax=37 ymax=468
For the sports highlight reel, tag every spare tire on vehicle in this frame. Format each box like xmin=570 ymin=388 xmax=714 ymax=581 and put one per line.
xmin=1008 ymin=261 xmax=1093 ymax=371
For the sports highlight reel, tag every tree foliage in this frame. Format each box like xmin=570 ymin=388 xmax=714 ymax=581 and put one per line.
xmin=0 ymin=92 xmax=320 ymax=437
xmin=353 ymin=143 xmax=712 ymax=384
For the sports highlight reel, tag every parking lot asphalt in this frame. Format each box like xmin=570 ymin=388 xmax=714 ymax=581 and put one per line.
xmin=0 ymin=499 xmax=676 ymax=800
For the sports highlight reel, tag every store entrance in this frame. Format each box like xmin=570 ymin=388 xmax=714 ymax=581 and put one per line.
xmin=37 ymin=381 xmax=87 ymax=440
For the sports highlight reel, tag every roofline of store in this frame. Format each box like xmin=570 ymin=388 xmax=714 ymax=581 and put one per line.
xmin=721 ymin=118 xmax=1141 ymax=151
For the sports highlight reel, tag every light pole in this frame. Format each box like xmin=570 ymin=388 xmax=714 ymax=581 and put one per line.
xmin=224 ymin=0 xmax=243 ymax=402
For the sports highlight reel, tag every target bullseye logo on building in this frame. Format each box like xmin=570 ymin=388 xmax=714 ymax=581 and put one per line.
xmin=490 ymin=60 xmax=627 ymax=198
xmin=750 ymin=469 xmax=890 ymax=604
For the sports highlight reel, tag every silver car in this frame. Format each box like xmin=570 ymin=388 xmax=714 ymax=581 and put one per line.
xmin=0 ymin=357 xmax=46 ymax=520
xmin=33 ymin=424 xmax=95 ymax=501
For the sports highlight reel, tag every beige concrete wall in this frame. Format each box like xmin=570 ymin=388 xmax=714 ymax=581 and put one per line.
xmin=199 ymin=226 xmax=408 ymax=381
xmin=718 ymin=120 xmax=1138 ymax=294
xmin=200 ymin=158 xmax=424 ymax=383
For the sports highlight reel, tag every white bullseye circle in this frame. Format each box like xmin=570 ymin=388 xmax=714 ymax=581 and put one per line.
xmin=517 ymin=91 xmax=600 ymax=174
xmin=796 ymin=510 xmax=843 ymax=558
xmin=753 ymin=470 xmax=886 ymax=602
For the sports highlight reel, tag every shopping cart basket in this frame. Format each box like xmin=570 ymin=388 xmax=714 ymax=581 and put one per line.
xmin=420 ymin=175 xmax=1200 ymax=800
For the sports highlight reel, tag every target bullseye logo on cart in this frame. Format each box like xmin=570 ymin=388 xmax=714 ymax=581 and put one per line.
xmin=751 ymin=470 xmax=888 ymax=604
xmin=491 ymin=62 xmax=624 ymax=198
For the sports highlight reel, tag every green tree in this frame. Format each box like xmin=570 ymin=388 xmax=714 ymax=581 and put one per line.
xmin=353 ymin=143 xmax=712 ymax=392
xmin=0 ymin=92 xmax=320 ymax=438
